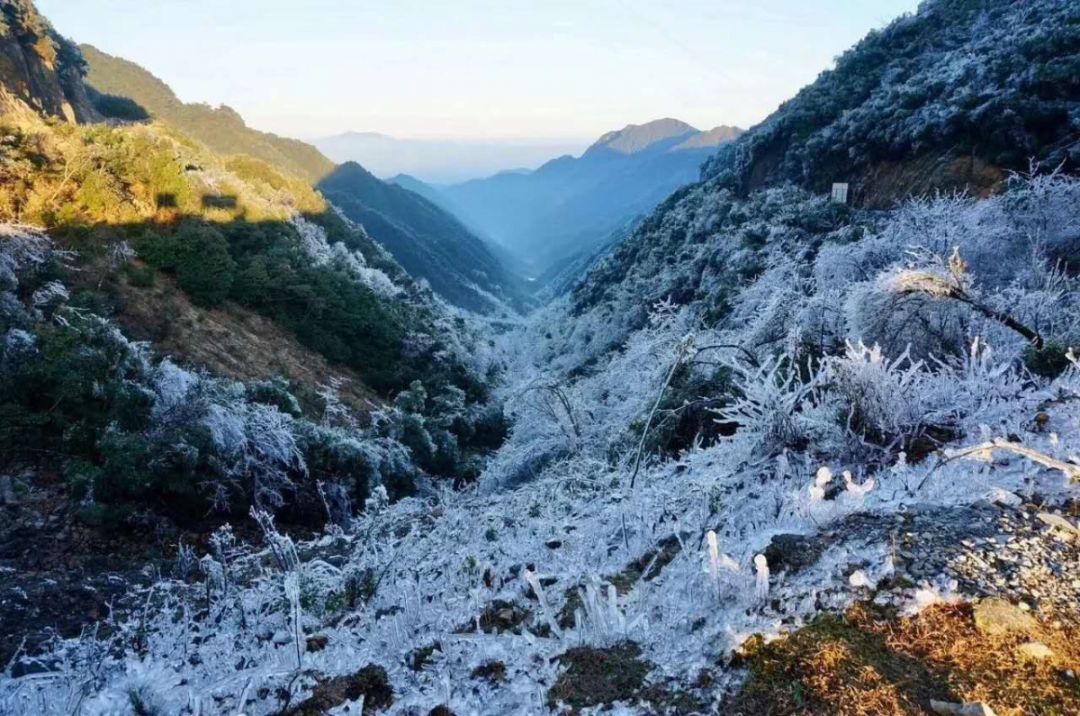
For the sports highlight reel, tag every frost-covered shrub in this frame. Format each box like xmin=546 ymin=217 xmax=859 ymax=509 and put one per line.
xmin=0 ymin=232 xmax=438 ymax=525
xmin=714 ymin=354 xmax=818 ymax=460
xmin=813 ymin=342 xmax=944 ymax=459
xmin=702 ymin=0 xmax=1080 ymax=193
xmin=292 ymin=216 xmax=402 ymax=299
xmin=246 ymin=376 xmax=303 ymax=417
xmin=844 ymin=271 xmax=972 ymax=361
xmin=203 ymin=398 xmax=306 ymax=511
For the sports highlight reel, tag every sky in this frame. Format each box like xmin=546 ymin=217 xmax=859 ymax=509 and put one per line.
xmin=38 ymin=0 xmax=921 ymax=142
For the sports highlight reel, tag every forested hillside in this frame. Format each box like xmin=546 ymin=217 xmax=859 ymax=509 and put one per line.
xmin=0 ymin=4 xmax=509 ymax=601
xmin=3 ymin=0 xmax=1080 ymax=714
xmin=703 ymin=0 xmax=1080 ymax=205
xmin=78 ymin=44 xmax=528 ymax=315
xmin=79 ymin=44 xmax=334 ymax=182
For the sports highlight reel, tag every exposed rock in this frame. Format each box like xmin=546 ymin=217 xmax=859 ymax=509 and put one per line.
xmin=1017 ymin=641 xmax=1053 ymax=660
xmin=972 ymin=598 xmax=1037 ymax=636
xmin=930 ymin=700 xmax=998 ymax=716
xmin=763 ymin=533 xmax=828 ymax=574
xmin=0 ymin=1 xmax=100 ymax=122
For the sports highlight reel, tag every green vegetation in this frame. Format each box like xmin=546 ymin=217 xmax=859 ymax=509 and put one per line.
xmin=729 ymin=602 xmax=1080 ymax=715
xmin=79 ymin=44 xmax=334 ymax=182
xmin=0 ymin=111 xmax=503 ymax=529
xmin=1023 ymin=342 xmax=1077 ymax=379
xmin=0 ymin=113 xmax=425 ymax=391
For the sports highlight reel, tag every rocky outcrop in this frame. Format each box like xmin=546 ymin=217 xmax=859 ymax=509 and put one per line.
xmin=0 ymin=0 xmax=98 ymax=122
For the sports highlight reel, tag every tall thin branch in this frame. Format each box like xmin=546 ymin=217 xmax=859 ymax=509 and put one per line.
xmin=629 ymin=337 xmax=693 ymax=489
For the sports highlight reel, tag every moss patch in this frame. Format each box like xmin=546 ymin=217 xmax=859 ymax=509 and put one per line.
xmin=548 ymin=642 xmax=651 ymax=711
xmin=282 ymin=664 xmax=393 ymax=715
xmin=471 ymin=660 xmax=507 ymax=684
xmin=726 ymin=603 xmax=1080 ymax=716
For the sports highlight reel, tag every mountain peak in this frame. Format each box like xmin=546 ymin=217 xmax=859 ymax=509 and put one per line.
xmin=586 ymin=118 xmax=699 ymax=155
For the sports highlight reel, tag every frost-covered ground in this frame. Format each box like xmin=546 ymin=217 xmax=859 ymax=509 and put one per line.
xmin=3 ymin=176 xmax=1080 ymax=714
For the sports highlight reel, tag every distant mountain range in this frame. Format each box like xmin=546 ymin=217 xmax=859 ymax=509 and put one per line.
xmin=314 ymin=131 xmax=589 ymax=184
xmin=408 ymin=118 xmax=743 ymax=274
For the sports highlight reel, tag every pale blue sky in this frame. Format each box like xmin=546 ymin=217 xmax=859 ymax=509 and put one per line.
xmin=39 ymin=0 xmax=921 ymax=141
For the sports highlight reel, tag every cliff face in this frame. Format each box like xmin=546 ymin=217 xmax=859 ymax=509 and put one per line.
xmin=0 ymin=0 xmax=97 ymax=122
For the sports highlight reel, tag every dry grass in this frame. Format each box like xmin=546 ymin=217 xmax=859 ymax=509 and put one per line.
xmin=727 ymin=602 xmax=1080 ymax=715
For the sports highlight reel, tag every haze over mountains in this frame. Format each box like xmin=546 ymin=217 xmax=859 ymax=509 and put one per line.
xmin=420 ymin=118 xmax=743 ymax=273
xmin=74 ymin=36 xmax=743 ymax=300
xmin=316 ymin=162 xmax=527 ymax=314
xmin=314 ymin=131 xmax=588 ymax=184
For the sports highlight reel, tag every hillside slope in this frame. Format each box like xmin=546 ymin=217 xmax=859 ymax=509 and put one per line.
xmin=439 ymin=118 xmax=742 ymax=272
xmin=0 ymin=3 xmax=507 ymax=537
xmin=79 ymin=44 xmax=334 ymax=182
xmin=573 ymin=0 xmax=1080 ymax=341
xmin=703 ymin=0 xmax=1080 ymax=206
xmin=80 ymin=45 xmax=525 ymax=315
xmin=319 ymin=162 xmax=527 ymax=314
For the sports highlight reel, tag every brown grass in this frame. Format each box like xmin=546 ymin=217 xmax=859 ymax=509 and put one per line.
xmin=727 ymin=602 xmax=1080 ymax=715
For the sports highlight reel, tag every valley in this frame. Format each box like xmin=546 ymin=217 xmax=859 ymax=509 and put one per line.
xmin=2 ymin=0 xmax=1080 ymax=714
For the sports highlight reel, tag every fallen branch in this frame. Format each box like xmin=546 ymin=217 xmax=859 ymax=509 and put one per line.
xmin=945 ymin=438 xmax=1080 ymax=481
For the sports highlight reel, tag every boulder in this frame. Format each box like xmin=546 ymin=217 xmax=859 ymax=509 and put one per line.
xmin=973 ymin=598 xmax=1037 ymax=636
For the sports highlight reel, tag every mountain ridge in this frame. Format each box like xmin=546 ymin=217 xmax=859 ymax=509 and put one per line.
xmin=585 ymin=117 xmax=698 ymax=155
xmin=701 ymin=0 xmax=1080 ymax=206
xmin=432 ymin=118 xmax=744 ymax=273
xmin=314 ymin=130 xmax=588 ymax=184
xmin=79 ymin=43 xmax=335 ymax=182
xmin=77 ymin=44 xmax=522 ymax=314
xmin=5 ymin=0 xmax=1080 ymax=713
